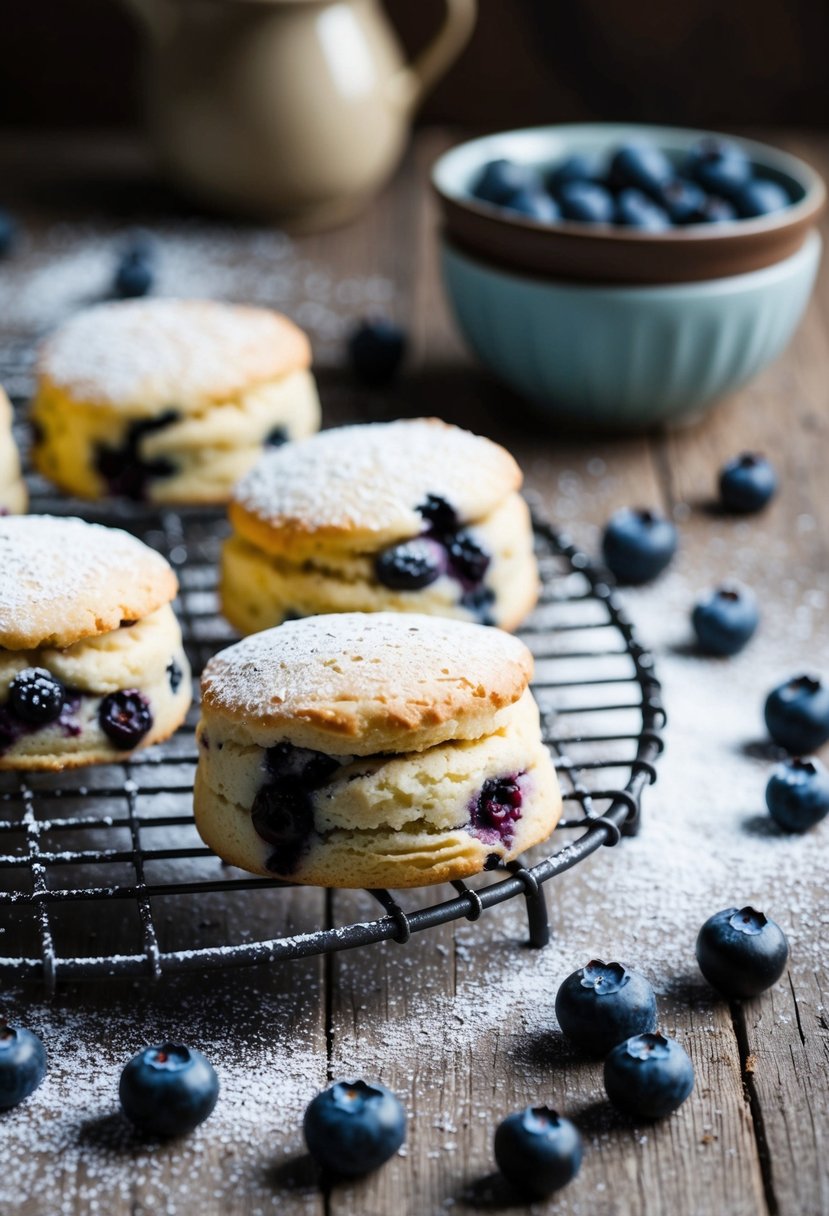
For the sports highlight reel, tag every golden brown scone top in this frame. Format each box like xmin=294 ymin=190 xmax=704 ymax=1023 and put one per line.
xmin=200 ymin=611 xmax=534 ymax=755
xmin=0 ymin=515 xmax=178 ymax=649
xmin=229 ymin=418 xmax=523 ymax=558
xmin=36 ymin=299 xmax=311 ymax=415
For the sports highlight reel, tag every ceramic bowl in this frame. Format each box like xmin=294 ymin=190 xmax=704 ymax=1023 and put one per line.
xmin=432 ymin=124 xmax=825 ymax=284
xmin=441 ymin=231 xmax=821 ymax=430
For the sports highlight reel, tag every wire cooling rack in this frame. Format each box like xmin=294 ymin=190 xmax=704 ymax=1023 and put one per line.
xmin=0 ymin=356 xmax=664 ymax=992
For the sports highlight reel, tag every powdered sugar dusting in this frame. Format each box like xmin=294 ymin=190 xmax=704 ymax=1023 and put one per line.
xmin=38 ymin=299 xmax=309 ymax=411
xmin=232 ymin=418 xmax=520 ymax=537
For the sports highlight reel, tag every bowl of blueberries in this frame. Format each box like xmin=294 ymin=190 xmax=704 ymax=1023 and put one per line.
xmin=432 ymin=124 xmax=824 ymax=428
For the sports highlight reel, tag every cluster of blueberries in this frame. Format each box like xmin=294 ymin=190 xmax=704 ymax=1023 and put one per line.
xmin=0 ymin=905 xmax=789 ymax=1200
xmin=600 ymin=451 xmax=829 ymax=835
xmin=472 ymin=137 xmax=794 ymax=230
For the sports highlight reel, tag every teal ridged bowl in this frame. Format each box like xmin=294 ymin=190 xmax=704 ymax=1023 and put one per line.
xmin=441 ymin=232 xmax=821 ymax=429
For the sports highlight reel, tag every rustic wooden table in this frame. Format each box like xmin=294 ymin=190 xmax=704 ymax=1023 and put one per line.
xmin=1 ymin=130 xmax=827 ymax=1216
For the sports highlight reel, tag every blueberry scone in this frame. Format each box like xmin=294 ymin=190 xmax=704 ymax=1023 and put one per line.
xmin=31 ymin=298 xmax=320 ymax=503
xmin=221 ymin=418 xmax=538 ymax=634
xmin=0 ymin=515 xmax=191 ymax=769
xmin=0 ymin=387 xmax=26 ymax=514
xmin=194 ymin=612 xmax=560 ymax=887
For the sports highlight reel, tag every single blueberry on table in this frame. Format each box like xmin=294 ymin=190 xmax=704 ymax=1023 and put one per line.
xmin=375 ymin=537 xmax=446 ymax=591
xmin=494 ymin=1106 xmax=583 ymax=1199
xmin=718 ymin=452 xmax=777 ymax=513
xmin=684 ymin=137 xmax=751 ymax=197
xmin=8 ymin=667 xmax=66 ymax=725
xmin=609 ymin=143 xmax=674 ymax=196
xmin=503 ymin=188 xmax=560 ymax=223
xmin=347 ymin=318 xmax=406 ymax=388
xmin=303 ymin=1079 xmax=406 ymax=1176
xmin=473 ymin=158 xmax=540 ymax=206
xmin=691 ymin=584 xmax=759 ymax=656
xmin=557 ymin=180 xmax=615 ymax=224
xmin=659 ymin=177 xmax=707 ymax=224
xmin=99 ymin=689 xmax=153 ymax=749
xmin=766 ymin=756 xmax=829 ymax=833
xmin=119 ymin=1043 xmax=219 ymax=1137
xmin=601 ymin=507 xmax=678 ymax=585
xmin=615 ymin=188 xmax=671 ymax=231
xmin=604 ymin=1032 xmax=694 ymax=1120
xmin=0 ymin=208 xmax=18 ymax=257
xmin=547 ymin=153 xmax=601 ymax=192
xmin=733 ymin=178 xmax=791 ymax=218
xmin=555 ymin=960 xmax=657 ymax=1055
xmin=696 ymin=906 xmax=789 ymax=999
xmin=764 ymin=674 xmax=829 ymax=753
xmin=0 ymin=1024 xmax=47 ymax=1110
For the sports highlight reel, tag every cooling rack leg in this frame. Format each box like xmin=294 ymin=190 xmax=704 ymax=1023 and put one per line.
xmin=525 ymin=883 xmax=550 ymax=948
xmin=621 ymin=807 xmax=642 ymax=837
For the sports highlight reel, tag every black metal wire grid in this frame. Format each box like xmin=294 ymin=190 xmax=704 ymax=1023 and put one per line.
xmin=0 ymin=488 xmax=665 ymax=993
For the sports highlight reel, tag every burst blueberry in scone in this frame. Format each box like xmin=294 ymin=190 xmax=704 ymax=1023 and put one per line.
xmin=194 ymin=612 xmax=560 ymax=887
xmin=31 ymin=298 xmax=320 ymax=504
xmin=221 ymin=418 xmax=539 ymax=634
xmin=0 ymin=515 xmax=191 ymax=769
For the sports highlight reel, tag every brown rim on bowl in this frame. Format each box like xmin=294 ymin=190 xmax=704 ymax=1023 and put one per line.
xmin=432 ymin=124 xmax=827 ymax=285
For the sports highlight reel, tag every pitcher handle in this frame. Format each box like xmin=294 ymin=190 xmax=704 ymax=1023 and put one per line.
xmin=390 ymin=0 xmax=477 ymax=115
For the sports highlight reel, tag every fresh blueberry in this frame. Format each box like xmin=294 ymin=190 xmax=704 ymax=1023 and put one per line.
xmin=347 ymin=318 xmax=406 ymax=388
xmin=470 ymin=774 xmax=524 ymax=846
xmin=303 ymin=1079 xmax=406 ymax=1177
xmin=494 ymin=1106 xmax=583 ymax=1199
xmin=615 ymin=189 xmax=671 ymax=231
xmin=696 ymin=906 xmax=789 ymax=999
xmin=718 ymin=452 xmax=777 ymax=513
xmin=766 ymin=756 xmax=829 ymax=833
xmin=473 ymin=159 xmax=539 ymax=206
xmin=0 ymin=209 xmax=18 ymax=257
xmin=265 ymin=425 xmax=288 ymax=447
xmin=601 ymin=507 xmax=678 ymax=585
xmin=8 ymin=667 xmax=66 ymax=725
xmin=119 ymin=1043 xmax=219 ymax=1137
xmin=547 ymin=153 xmax=601 ymax=192
xmin=659 ymin=177 xmax=707 ymax=224
xmin=99 ymin=689 xmax=153 ymax=749
xmin=604 ymin=1032 xmax=694 ymax=1119
xmin=555 ymin=960 xmax=657 ymax=1055
xmin=114 ymin=254 xmax=154 ymax=299
xmin=609 ymin=143 xmax=673 ymax=196
xmin=504 ymin=188 xmax=560 ymax=223
xmin=0 ymin=1024 xmax=47 ymax=1109
xmin=684 ymin=137 xmax=751 ymax=197
xmin=446 ymin=531 xmax=490 ymax=586
xmin=733 ymin=178 xmax=791 ymax=219
xmin=764 ymin=675 xmax=829 ymax=753
xmin=557 ymin=181 xmax=615 ymax=224
xmin=691 ymin=584 xmax=759 ymax=656
xmin=694 ymin=195 xmax=738 ymax=223
xmin=375 ymin=537 xmax=445 ymax=590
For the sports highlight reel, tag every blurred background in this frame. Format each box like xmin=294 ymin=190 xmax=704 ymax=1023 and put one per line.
xmin=4 ymin=0 xmax=829 ymax=131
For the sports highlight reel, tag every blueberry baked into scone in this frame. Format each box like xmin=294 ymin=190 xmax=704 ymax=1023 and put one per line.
xmin=0 ymin=387 xmax=26 ymax=514
xmin=194 ymin=612 xmax=560 ymax=887
xmin=0 ymin=515 xmax=191 ymax=769
xmin=221 ymin=418 xmax=539 ymax=634
xmin=31 ymin=298 xmax=321 ymax=503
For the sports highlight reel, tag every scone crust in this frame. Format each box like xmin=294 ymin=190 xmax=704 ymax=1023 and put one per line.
xmin=0 ymin=515 xmax=178 ymax=649
xmin=36 ymin=298 xmax=311 ymax=415
xmin=229 ymin=418 xmax=522 ymax=557
xmin=200 ymin=612 xmax=534 ymax=753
